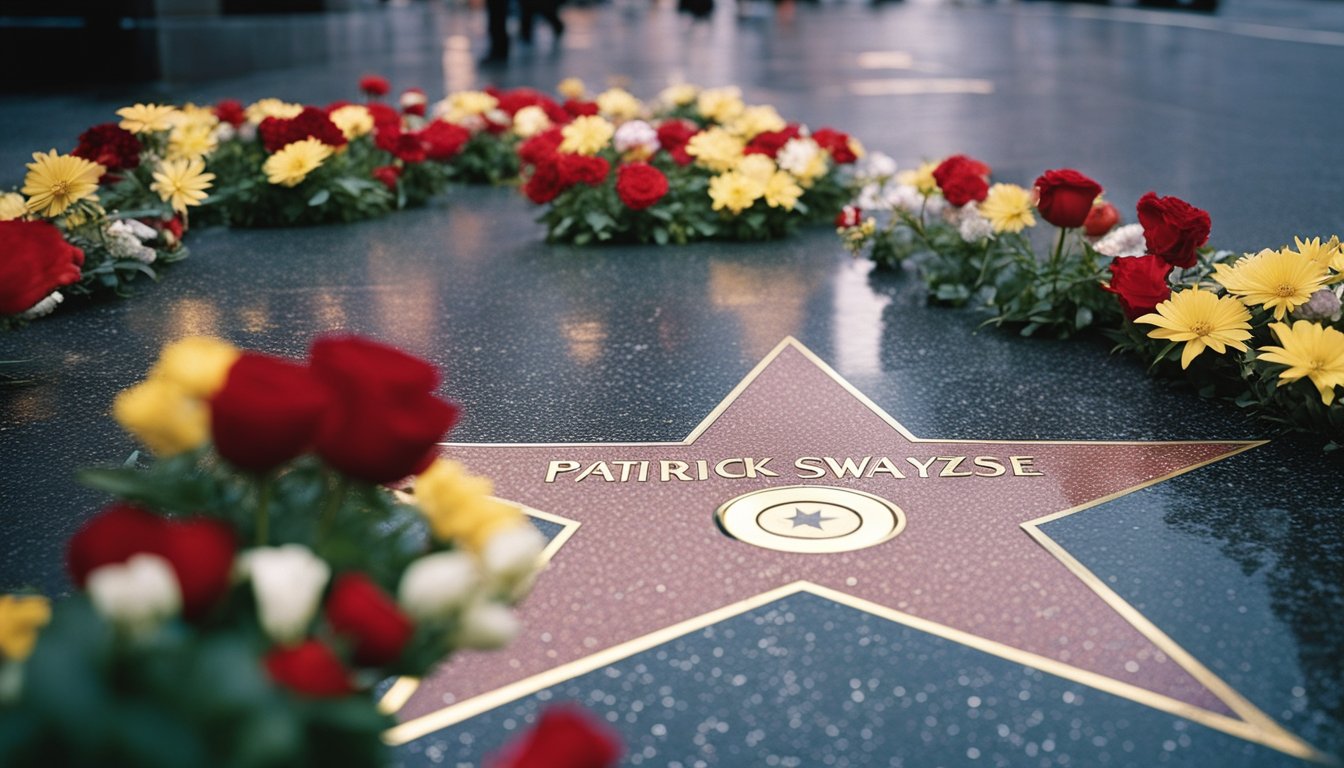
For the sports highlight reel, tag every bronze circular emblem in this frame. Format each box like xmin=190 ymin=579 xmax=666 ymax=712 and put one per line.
xmin=715 ymin=485 xmax=905 ymax=554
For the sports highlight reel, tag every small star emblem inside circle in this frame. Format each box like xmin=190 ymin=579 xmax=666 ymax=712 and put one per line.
xmin=787 ymin=508 xmax=836 ymax=530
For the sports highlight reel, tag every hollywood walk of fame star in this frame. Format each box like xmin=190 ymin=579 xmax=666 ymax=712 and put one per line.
xmin=787 ymin=509 xmax=835 ymax=530
xmin=380 ymin=338 xmax=1321 ymax=761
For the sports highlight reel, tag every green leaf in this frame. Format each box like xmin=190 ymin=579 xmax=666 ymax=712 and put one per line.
xmin=307 ymin=189 xmax=331 ymax=207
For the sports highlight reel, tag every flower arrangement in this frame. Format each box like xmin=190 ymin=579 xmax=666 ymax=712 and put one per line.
xmin=0 ymin=334 xmax=552 ymax=766
xmin=839 ymin=153 xmax=1344 ymax=445
xmin=517 ymin=82 xmax=862 ymax=244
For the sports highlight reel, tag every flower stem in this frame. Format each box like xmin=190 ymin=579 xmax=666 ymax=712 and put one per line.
xmin=255 ymin=477 xmax=271 ymax=547
xmin=1051 ymin=227 xmax=1068 ymax=296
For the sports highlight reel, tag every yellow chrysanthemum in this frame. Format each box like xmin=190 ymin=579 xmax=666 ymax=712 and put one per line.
xmin=1258 ymin=321 xmax=1344 ymax=405
xmin=245 ymin=98 xmax=304 ymax=124
xmin=596 ymin=88 xmax=642 ymax=121
xmin=686 ymin=128 xmax=746 ymax=173
xmin=0 ymin=192 xmax=27 ymax=221
xmin=763 ymin=171 xmax=802 ymax=211
xmin=0 ymin=595 xmax=51 ymax=661
xmin=168 ymin=102 xmax=220 ymax=131
xmin=897 ymin=160 xmax=940 ymax=196
xmin=846 ymin=136 xmax=865 ymax=161
xmin=167 ymin=123 xmax=218 ymax=161
xmin=559 ymin=115 xmax=615 ymax=156
xmin=735 ymin=154 xmax=776 ymax=182
xmin=512 ymin=105 xmax=551 ymax=138
xmin=697 ymin=87 xmax=745 ymax=124
xmin=660 ymin=83 xmax=698 ymax=107
xmin=149 ymin=336 xmax=240 ymax=398
xmin=415 ymin=459 xmax=525 ymax=551
xmin=116 ymin=103 xmax=179 ymax=134
xmin=979 ymin=183 xmax=1036 ymax=234
xmin=446 ymin=90 xmax=499 ymax=123
xmin=1213 ymin=247 xmax=1330 ymax=320
xmin=1135 ymin=287 xmax=1253 ymax=369
xmin=1289 ymin=236 xmax=1341 ymax=267
xmin=727 ymin=105 xmax=786 ymax=140
xmin=708 ymin=171 xmax=765 ymax=215
xmin=263 ymin=138 xmax=332 ymax=187
xmin=329 ymin=105 xmax=374 ymax=140
xmin=557 ymin=77 xmax=587 ymax=100
xmin=150 ymin=158 xmax=214 ymax=215
xmin=21 ymin=150 xmax=103 ymax=218
xmin=113 ymin=378 xmax=210 ymax=457
xmin=791 ymin=148 xmax=829 ymax=185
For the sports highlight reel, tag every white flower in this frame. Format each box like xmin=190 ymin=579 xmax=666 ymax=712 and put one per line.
xmin=957 ymin=205 xmax=993 ymax=243
xmin=1294 ymin=287 xmax=1343 ymax=322
xmin=482 ymin=525 xmax=545 ymax=598
xmin=856 ymin=183 xmax=890 ymax=211
xmin=213 ymin=123 xmax=237 ymax=144
xmin=776 ymin=137 xmax=820 ymax=176
xmin=238 ymin=545 xmax=330 ymax=644
xmin=613 ymin=120 xmax=659 ymax=155
xmin=858 ymin=151 xmax=898 ymax=180
xmin=398 ymin=551 xmax=479 ymax=621
xmin=1093 ymin=223 xmax=1146 ymax=258
xmin=401 ymin=90 xmax=428 ymax=111
xmin=105 ymin=220 xmax=157 ymax=264
xmin=19 ymin=291 xmax=63 ymax=320
xmin=456 ymin=601 xmax=519 ymax=650
xmin=238 ymin=122 xmax=258 ymax=143
xmin=87 ymin=554 xmax=181 ymax=634
xmin=512 ymin=105 xmax=552 ymax=139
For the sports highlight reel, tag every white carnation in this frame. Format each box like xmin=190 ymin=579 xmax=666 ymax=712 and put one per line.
xmin=855 ymin=183 xmax=888 ymax=211
xmin=213 ymin=123 xmax=237 ymax=143
xmin=105 ymin=220 xmax=157 ymax=264
xmin=238 ymin=545 xmax=330 ymax=644
xmin=858 ymin=151 xmax=897 ymax=180
xmin=456 ymin=601 xmax=519 ymax=650
xmin=776 ymin=137 xmax=820 ymax=176
xmin=1093 ymin=223 xmax=1147 ymax=258
xmin=238 ymin=122 xmax=257 ymax=142
xmin=19 ymin=291 xmax=63 ymax=320
xmin=957 ymin=206 xmax=994 ymax=243
xmin=613 ymin=120 xmax=659 ymax=154
xmin=398 ymin=551 xmax=479 ymax=621
xmin=87 ymin=554 xmax=181 ymax=634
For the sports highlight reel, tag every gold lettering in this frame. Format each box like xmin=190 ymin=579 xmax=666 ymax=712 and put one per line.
xmin=973 ymin=456 xmax=1006 ymax=477
xmin=575 ymin=461 xmax=614 ymax=482
xmin=866 ymin=457 xmax=906 ymax=479
xmin=937 ymin=456 xmax=973 ymax=477
xmin=794 ymin=457 xmax=826 ymax=479
xmin=612 ymin=460 xmax=642 ymax=482
xmin=824 ymin=456 xmax=871 ymax=478
xmin=745 ymin=457 xmax=779 ymax=478
xmin=661 ymin=460 xmax=692 ymax=481
xmin=545 ymin=460 xmax=580 ymax=483
xmin=906 ymin=456 xmax=938 ymax=478
xmin=696 ymin=460 xmax=709 ymax=480
xmin=715 ymin=458 xmax=747 ymax=479
xmin=1010 ymin=456 xmax=1043 ymax=476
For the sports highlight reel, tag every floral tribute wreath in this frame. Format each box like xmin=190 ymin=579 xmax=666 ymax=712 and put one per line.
xmin=838 ymin=153 xmax=1344 ymax=445
xmin=0 ymin=333 xmax=623 ymax=767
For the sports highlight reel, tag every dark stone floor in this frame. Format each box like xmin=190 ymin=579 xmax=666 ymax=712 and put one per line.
xmin=2 ymin=2 xmax=1342 ymax=766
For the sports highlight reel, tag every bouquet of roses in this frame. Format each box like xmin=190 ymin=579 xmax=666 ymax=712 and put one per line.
xmin=0 ymin=334 xmax=548 ymax=766
xmin=517 ymin=82 xmax=862 ymax=245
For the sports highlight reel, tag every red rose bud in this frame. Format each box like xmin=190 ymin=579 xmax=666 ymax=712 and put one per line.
xmin=365 ymin=102 xmax=402 ymax=130
xmin=744 ymin=124 xmax=802 ymax=159
xmin=557 ymin=154 xmax=610 ymax=187
xmin=0 ymin=221 xmax=85 ymax=317
xmin=1084 ymin=201 xmax=1120 ymax=238
xmin=72 ymin=123 xmax=142 ymax=182
xmin=419 ymin=121 xmax=471 ymax=161
xmin=489 ymin=707 xmax=622 ymax=768
xmin=615 ymin=162 xmax=669 ymax=211
xmin=67 ymin=504 xmax=166 ymax=586
xmin=372 ymin=165 xmax=401 ymax=191
xmin=932 ymin=155 xmax=991 ymax=207
xmin=1034 ymin=169 xmax=1103 ymax=229
xmin=157 ymin=518 xmax=236 ymax=619
xmin=214 ymin=99 xmax=246 ymax=127
xmin=812 ymin=128 xmax=858 ymax=164
xmin=265 ymin=640 xmax=355 ymax=697
xmin=523 ymin=159 xmax=565 ymax=204
xmin=210 ymin=353 xmax=332 ymax=473
xmin=324 ymin=573 xmax=414 ymax=665
xmin=562 ymin=99 xmax=600 ymax=118
xmin=1136 ymin=191 xmax=1211 ymax=269
xmin=1104 ymin=253 xmax=1174 ymax=320
xmin=518 ymin=127 xmax=564 ymax=167
xmin=376 ymin=126 xmax=427 ymax=164
xmin=835 ymin=206 xmax=863 ymax=229
xmin=309 ymin=335 xmax=461 ymax=484
xmin=359 ymin=75 xmax=391 ymax=97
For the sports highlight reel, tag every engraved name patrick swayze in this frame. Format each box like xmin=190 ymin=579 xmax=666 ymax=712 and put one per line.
xmin=544 ymin=456 xmax=1044 ymax=483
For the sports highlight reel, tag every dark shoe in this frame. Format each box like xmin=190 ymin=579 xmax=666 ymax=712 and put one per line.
xmin=478 ymin=50 xmax=508 ymax=65
xmin=551 ymin=17 xmax=564 ymax=38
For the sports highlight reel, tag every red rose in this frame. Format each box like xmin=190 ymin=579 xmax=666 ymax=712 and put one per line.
xmin=365 ymin=102 xmax=402 ymax=130
xmin=0 ymin=220 xmax=85 ymax=317
xmin=1136 ymin=191 xmax=1211 ymax=269
xmin=372 ymin=165 xmax=401 ymax=191
xmin=812 ymin=128 xmax=857 ymax=164
xmin=309 ymin=336 xmax=461 ymax=484
xmin=743 ymin=124 xmax=801 ymax=159
xmin=489 ymin=707 xmax=622 ymax=768
xmin=214 ymin=99 xmax=246 ymax=127
xmin=359 ymin=75 xmax=391 ymax=97
xmin=1084 ymin=201 xmax=1120 ymax=238
xmin=523 ymin=159 xmax=565 ymax=204
xmin=836 ymin=205 xmax=863 ymax=229
xmin=419 ymin=121 xmax=471 ymax=161
xmin=615 ymin=163 xmax=668 ymax=210
xmin=376 ymin=126 xmax=427 ymax=164
xmin=67 ymin=504 xmax=165 ymax=586
xmin=72 ymin=123 xmax=142 ymax=182
xmin=156 ymin=518 xmax=237 ymax=619
xmin=563 ymin=99 xmax=599 ymax=118
xmin=258 ymin=107 xmax=348 ymax=153
xmin=1034 ymin=169 xmax=1103 ymax=229
xmin=557 ymin=154 xmax=610 ymax=187
xmin=494 ymin=87 xmax=548 ymax=116
xmin=324 ymin=573 xmax=414 ymax=665
xmin=1104 ymin=253 xmax=1174 ymax=320
xmin=932 ymin=155 xmax=990 ymax=207
xmin=265 ymin=640 xmax=354 ymax=697
xmin=518 ymin=128 xmax=564 ymax=168
xmin=210 ymin=353 xmax=332 ymax=473
xmin=656 ymin=120 xmax=698 ymax=166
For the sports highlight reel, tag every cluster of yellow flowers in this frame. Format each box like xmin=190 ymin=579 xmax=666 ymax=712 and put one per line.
xmin=413 ymin=458 xmax=533 ymax=553
xmin=1139 ymin=236 xmax=1344 ymax=404
xmin=112 ymin=336 xmax=241 ymax=456
xmin=118 ymin=103 xmax=218 ymax=215
xmin=0 ymin=595 xmax=50 ymax=665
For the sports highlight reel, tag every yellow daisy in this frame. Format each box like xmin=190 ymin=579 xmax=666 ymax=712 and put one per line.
xmin=0 ymin=192 xmax=28 ymax=221
xmin=686 ymin=127 xmax=746 ymax=173
xmin=0 ymin=595 xmax=51 ymax=661
xmin=897 ymin=160 xmax=940 ymax=196
xmin=1135 ymin=287 xmax=1253 ymax=369
xmin=727 ymin=105 xmax=786 ymax=140
xmin=263 ymin=138 xmax=332 ymax=187
xmin=167 ymin=123 xmax=218 ymax=161
xmin=21 ymin=150 xmax=103 ymax=217
xmin=117 ymin=103 xmax=179 ymax=134
xmin=697 ymin=87 xmax=745 ymax=124
xmin=329 ymin=105 xmax=374 ymax=140
xmin=151 ymin=158 xmax=214 ymax=214
xmin=559 ymin=115 xmax=615 ymax=156
xmin=1213 ymin=247 xmax=1329 ymax=320
xmin=708 ymin=171 xmax=765 ymax=215
xmin=245 ymin=98 xmax=304 ymax=124
xmin=557 ymin=77 xmax=587 ymax=100
xmin=763 ymin=171 xmax=802 ymax=211
xmin=1290 ymin=236 xmax=1341 ymax=267
xmin=596 ymin=88 xmax=643 ymax=121
xmin=1258 ymin=321 xmax=1344 ymax=405
xmin=978 ymin=183 xmax=1036 ymax=234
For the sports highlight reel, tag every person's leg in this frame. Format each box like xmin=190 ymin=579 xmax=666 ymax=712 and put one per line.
xmin=484 ymin=0 xmax=509 ymax=61
xmin=518 ymin=0 xmax=535 ymax=44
